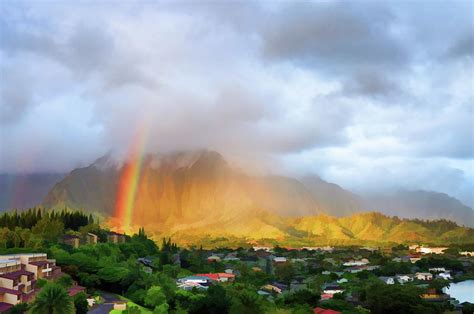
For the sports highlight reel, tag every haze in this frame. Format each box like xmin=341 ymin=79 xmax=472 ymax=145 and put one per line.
xmin=0 ymin=1 xmax=473 ymax=207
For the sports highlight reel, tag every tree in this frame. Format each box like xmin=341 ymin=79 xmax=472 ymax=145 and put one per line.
xmin=277 ymin=289 xmax=320 ymax=309
xmin=429 ymin=279 xmax=450 ymax=294
xmin=56 ymin=274 xmax=73 ymax=288
xmin=32 ymin=218 xmax=64 ymax=243
xmin=73 ymin=292 xmax=89 ymax=314
xmin=31 ymin=283 xmax=74 ymax=314
xmin=363 ymin=282 xmax=436 ymax=314
xmin=461 ymin=302 xmax=474 ymax=314
xmin=275 ymin=263 xmax=295 ymax=288
xmin=203 ymin=285 xmax=232 ymax=314
xmin=229 ymin=287 xmax=264 ymax=314
xmin=9 ymin=303 xmax=29 ymax=314
xmin=144 ymin=286 xmax=167 ymax=308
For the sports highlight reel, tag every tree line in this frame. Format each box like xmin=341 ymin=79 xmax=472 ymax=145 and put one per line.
xmin=0 ymin=208 xmax=93 ymax=231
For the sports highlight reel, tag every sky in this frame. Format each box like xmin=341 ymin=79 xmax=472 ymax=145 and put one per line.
xmin=0 ymin=0 xmax=473 ymax=206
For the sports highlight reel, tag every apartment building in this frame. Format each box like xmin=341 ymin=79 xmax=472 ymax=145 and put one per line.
xmin=107 ymin=231 xmax=127 ymax=244
xmin=0 ymin=253 xmax=61 ymax=312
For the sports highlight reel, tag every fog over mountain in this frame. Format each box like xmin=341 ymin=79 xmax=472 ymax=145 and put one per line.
xmin=1 ymin=1 xmax=473 ymax=208
xmin=37 ymin=151 xmax=474 ymax=227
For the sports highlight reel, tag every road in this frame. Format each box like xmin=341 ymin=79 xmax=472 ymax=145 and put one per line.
xmin=88 ymin=291 xmax=121 ymax=314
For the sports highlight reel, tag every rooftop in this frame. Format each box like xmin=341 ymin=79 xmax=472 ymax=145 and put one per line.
xmin=0 ymin=269 xmax=34 ymax=280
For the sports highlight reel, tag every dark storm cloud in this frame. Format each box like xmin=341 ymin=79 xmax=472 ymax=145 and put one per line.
xmin=0 ymin=0 xmax=472 ymax=206
xmin=262 ymin=2 xmax=408 ymax=69
xmin=447 ymin=33 xmax=474 ymax=59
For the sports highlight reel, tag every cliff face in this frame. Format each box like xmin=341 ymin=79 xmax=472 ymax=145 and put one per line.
xmin=41 ymin=150 xmax=474 ymax=240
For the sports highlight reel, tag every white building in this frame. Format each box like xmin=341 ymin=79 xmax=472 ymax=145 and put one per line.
xmin=415 ymin=272 xmax=433 ymax=281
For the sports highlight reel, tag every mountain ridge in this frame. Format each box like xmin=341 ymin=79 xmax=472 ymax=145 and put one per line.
xmin=40 ymin=150 xmax=474 ymax=231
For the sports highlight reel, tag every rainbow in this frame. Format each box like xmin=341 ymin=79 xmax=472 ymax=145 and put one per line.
xmin=114 ymin=126 xmax=149 ymax=233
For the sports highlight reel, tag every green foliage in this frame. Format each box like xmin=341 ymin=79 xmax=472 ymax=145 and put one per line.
xmin=32 ymin=218 xmax=64 ymax=243
xmin=320 ymin=299 xmax=355 ymax=312
xmin=228 ymin=284 xmax=264 ymax=314
xmin=462 ymin=302 xmax=474 ymax=314
xmin=428 ymin=279 xmax=450 ymax=294
xmin=36 ymin=278 xmax=48 ymax=288
xmin=56 ymin=274 xmax=73 ymax=288
xmin=73 ymin=292 xmax=89 ymax=314
xmin=9 ymin=303 xmax=29 ymax=314
xmin=31 ymin=283 xmax=74 ymax=314
xmin=97 ymin=266 xmax=130 ymax=283
xmin=277 ymin=289 xmax=320 ymax=308
xmin=376 ymin=261 xmax=413 ymax=276
xmin=145 ymin=286 xmax=167 ymax=308
xmin=362 ymin=282 xmax=440 ymax=314
xmin=275 ymin=263 xmax=295 ymax=287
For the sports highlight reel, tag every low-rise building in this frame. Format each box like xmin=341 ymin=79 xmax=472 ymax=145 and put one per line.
xmin=62 ymin=235 xmax=81 ymax=248
xmin=207 ymin=255 xmax=221 ymax=263
xmin=378 ymin=276 xmax=395 ymax=285
xmin=273 ymin=257 xmax=287 ymax=264
xmin=322 ymin=284 xmax=344 ymax=295
xmin=437 ymin=272 xmax=452 ymax=280
xmin=415 ymin=272 xmax=433 ymax=281
xmin=0 ymin=253 xmax=61 ymax=311
xmin=85 ymin=233 xmax=98 ymax=245
xmin=107 ymin=231 xmax=127 ymax=244
xmin=343 ymin=259 xmax=369 ymax=267
xmin=195 ymin=273 xmax=236 ymax=283
xmin=418 ymin=247 xmax=447 ymax=255
xmin=396 ymin=274 xmax=414 ymax=284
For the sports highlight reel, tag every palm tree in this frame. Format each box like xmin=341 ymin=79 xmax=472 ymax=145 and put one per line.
xmin=31 ymin=283 xmax=74 ymax=314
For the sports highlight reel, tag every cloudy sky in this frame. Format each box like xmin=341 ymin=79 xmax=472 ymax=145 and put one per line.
xmin=0 ymin=0 xmax=473 ymax=206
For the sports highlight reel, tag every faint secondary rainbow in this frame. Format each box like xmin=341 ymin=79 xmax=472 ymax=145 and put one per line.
xmin=114 ymin=125 xmax=149 ymax=233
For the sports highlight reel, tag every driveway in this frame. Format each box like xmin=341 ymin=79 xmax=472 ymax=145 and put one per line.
xmin=88 ymin=291 xmax=121 ymax=314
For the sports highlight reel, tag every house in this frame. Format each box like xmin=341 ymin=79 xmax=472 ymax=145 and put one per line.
xmin=177 ymin=276 xmax=213 ymax=286
xmin=302 ymin=246 xmax=334 ymax=252
xmin=207 ymin=255 xmax=221 ymax=263
xmin=253 ymin=246 xmax=272 ymax=252
xmin=85 ymin=233 xmax=98 ymax=245
xmin=409 ymin=254 xmax=422 ymax=263
xmin=421 ymin=288 xmax=450 ymax=302
xmin=396 ymin=274 xmax=414 ymax=284
xmin=429 ymin=267 xmax=446 ymax=273
xmin=322 ymin=284 xmax=344 ymax=295
xmin=177 ymin=282 xmax=208 ymax=291
xmin=273 ymin=257 xmax=287 ymax=264
xmin=415 ymin=272 xmax=433 ymax=281
xmin=378 ymin=276 xmax=395 ymax=285
xmin=62 ymin=234 xmax=81 ymax=248
xmin=68 ymin=284 xmax=86 ymax=297
xmin=320 ymin=293 xmax=334 ymax=300
xmin=261 ymin=284 xmax=283 ymax=294
xmin=314 ymin=307 xmax=341 ymax=314
xmin=343 ymin=259 xmax=369 ymax=267
xmin=107 ymin=231 xmax=126 ymax=244
xmin=337 ymin=278 xmax=348 ymax=284
xmin=137 ymin=257 xmax=154 ymax=268
xmin=195 ymin=273 xmax=236 ymax=283
xmin=460 ymin=251 xmax=474 ymax=256
xmin=437 ymin=272 xmax=452 ymax=280
xmin=393 ymin=256 xmax=411 ymax=263
xmin=418 ymin=247 xmax=447 ymax=255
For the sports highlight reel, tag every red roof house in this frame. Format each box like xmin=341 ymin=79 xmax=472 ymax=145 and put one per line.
xmin=314 ymin=307 xmax=341 ymax=314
